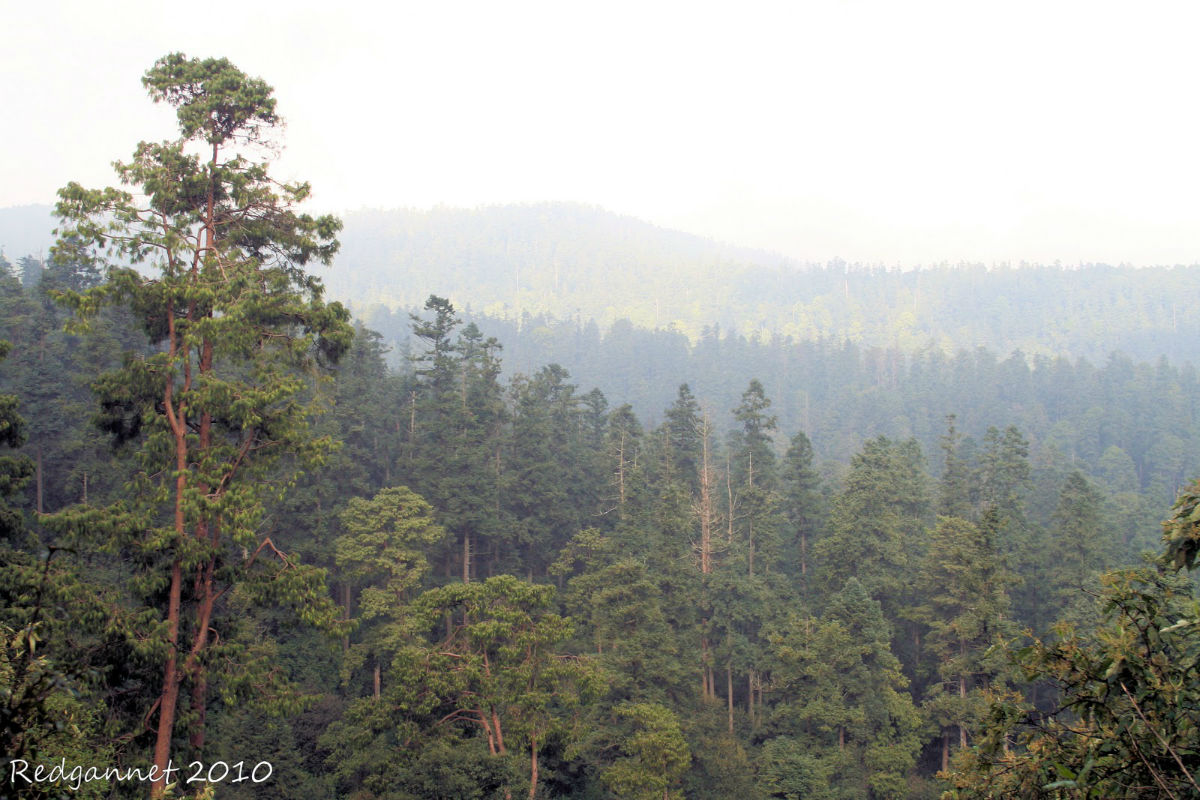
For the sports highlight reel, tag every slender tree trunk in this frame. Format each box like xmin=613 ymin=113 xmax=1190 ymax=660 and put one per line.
xmin=959 ymin=682 xmax=968 ymax=748
xmin=408 ymin=391 xmax=416 ymax=466
xmin=482 ymin=712 xmax=497 ymax=755
xmin=698 ymin=420 xmax=714 ymax=575
xmin=463 ymin=531 xmax=471 ymax=584
xmin=748 ymin=521 xmax=754 ymax=578
xmin=186 ymin=544 xmax=216 ymax=750
xmin=35 ymin=444 xmax=42 ymax=515
xmin=153 ymin=306 xmax=188 ymax=799
xmin=342 ymin=584 xmax=352 ymax=652
xmin=726 ymin=457 xmax=735 ymax=546
xmin=616 ymin=430 xmax=627 ymax=514
xmin=492 ymin=707 xmax=506 ymax=754
xmin=747 ymin=452 xmax=754 ymax=577
xmin=182 ymin=340 xmax=217 ymax=752
xmin=942 ymin=730 xmax=949 ymax=773
xmin=726 ymin=661 xmax=734 ymax=734
xmin=698 ymin=417 xmax=716 ymax=702
xmin=959 ymin=640 xmax=968 ymax=748
xmin=189 ymin=673 xmax=208 ymax=750
xmin=151 ymin=559 xmax=183 ymax=800
xmin=374 ymin=661 xmax=381 ymax=700
xmin=529 ymin=735 xmax=539 ymax=800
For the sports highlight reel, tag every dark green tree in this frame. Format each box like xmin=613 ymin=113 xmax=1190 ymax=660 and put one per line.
xmin=504 ymin=364 xmax=582 ymax=578
xmin=1045 ymin=470 xmax=1113 ymax=628
xmin=781 ymin=430 xmax=823 ymax=593
xmin=815 ymin=436 xmax=929 ymax=610
xmin=914 ymin=512 xmax=1016 ymax=773
xmin=938 ymin=415 xmax=972 ymax=519
xmin=764 ymin=578 xmax=922 ymax=800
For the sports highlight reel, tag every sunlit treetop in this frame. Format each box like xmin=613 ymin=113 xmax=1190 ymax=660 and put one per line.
xmin=142 ymin=52 xmax=278 ymax=146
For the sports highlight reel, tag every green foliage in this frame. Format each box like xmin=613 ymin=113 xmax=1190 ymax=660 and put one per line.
xmin=44 ymin=52 xmax=353 ymax=791
xmin=327 ymin=575 xmax=601 ymax=798
xmin=1162 ymin=480 xmax=1200 ymax=572
xmin=10 ymin=155 xmax=1200 ymax=797
xmin=337 ymin=486 xmax=446 ymax=614
xmin=946 ymin=563 xmax=1200 ymax=799
xmin=913 ymin=513 xmax=1016 ymax=774
xmin=600 ymin=702 xmax=691 ymax=800
xmin=815 ymin=436 xmax=930 ymax=609
xmin=765 ymin=579 xmax=923 ymax=800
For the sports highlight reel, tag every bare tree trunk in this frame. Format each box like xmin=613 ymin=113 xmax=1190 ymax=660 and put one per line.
xmin=959 ymin=641 xmax=968 ymax=748
xmin=726 ymin=457 xmax=735 ymax=546
xmin=616 ymin=429 xmax=627 ymax=514
xmin=698 ymin=416 xmax=714 ymax=575
xmin=528 ymin=736 xmax=539 ymax=800
xmin=463 ymin=532 xmax=471 ymax=584
xmin=697 ymin=416 xmax=715 ymax=703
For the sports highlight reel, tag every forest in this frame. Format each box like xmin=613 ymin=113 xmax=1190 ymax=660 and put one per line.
xmin=2 ymin=54 xmax=1199 ymax=800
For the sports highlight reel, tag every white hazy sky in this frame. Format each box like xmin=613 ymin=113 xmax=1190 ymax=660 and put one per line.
xmin=7 ymin=0 xmax=1200 ymax=267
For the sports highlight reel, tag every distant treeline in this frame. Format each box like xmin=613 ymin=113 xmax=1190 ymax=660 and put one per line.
xmin=365 ymin=303 xmax=1199 ymax=510
xmin=6 ymin=202 xmax=1200 ymax=362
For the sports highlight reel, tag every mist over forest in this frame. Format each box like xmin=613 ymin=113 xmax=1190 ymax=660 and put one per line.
xmin=3 ymin=54 xmax=1200 ymax=800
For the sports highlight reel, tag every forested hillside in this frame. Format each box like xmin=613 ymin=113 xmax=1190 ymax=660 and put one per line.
xmin=3 ymin=54 xmax=1198 ymax=800
xmin=366 ymin=307 xmax=1200 ymax=514
xmin=6 ymin=202 xmax=1200 ymax=364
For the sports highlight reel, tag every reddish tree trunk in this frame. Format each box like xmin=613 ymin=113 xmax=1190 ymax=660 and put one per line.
xmin=151 ymin=560 xmax=183 ymax=800
xmin=528 ymin=735 xmax=539 ymax=800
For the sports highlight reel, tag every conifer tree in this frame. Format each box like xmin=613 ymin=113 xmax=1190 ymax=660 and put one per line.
xmin=50 ymin=53 xmax=352 ymax=795
xmin=915 ymin=512 xmax=1015 ymax=772
xmin=1045 ymin=470 xmax=1113 ymax=627
xmin=938 ymin=415 xmax=972 ymax=519
xmin=505 ymin=364 xmax=582 ymax=577
xmin=765 ymin=578 xmax=922 ymax=800
xmin=781 ymin=430 xmax=823 ymax=593
xmin=815 ymin=436 xmax=929 ymax=609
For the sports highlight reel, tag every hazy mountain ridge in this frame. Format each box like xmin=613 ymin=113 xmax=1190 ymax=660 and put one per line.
xmin=5 ymin=202 xmax=1200 ymax=364
xmin=328 ymin=204 xmax=1200 ymax=365
xmin=333 ymin=202 xmax=794 ymax=330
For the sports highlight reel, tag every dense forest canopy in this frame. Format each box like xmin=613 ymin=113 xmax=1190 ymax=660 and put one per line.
xmin=2 ymin=54 xmax=1199 ymax=800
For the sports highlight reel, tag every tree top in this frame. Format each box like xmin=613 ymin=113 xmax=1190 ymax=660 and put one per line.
xmin=143 ymin=52 xmax=278 ymax=146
